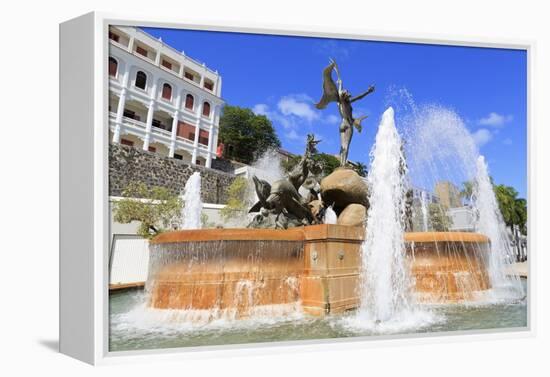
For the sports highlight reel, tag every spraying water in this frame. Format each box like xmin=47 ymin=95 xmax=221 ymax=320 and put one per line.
xmin=250 ymin=148 xmax=285 ymax=183
xmin=225 ymin=149 xmax=286 ymax=228
xmin=395 ymin=93 xmax=524 ymax=301
xmin=403 ymin=103 xmax=479 ymax=194
xmin=420 ymin=190 xmax=429 ymax=232
xmin=474 ymin=156 xmax=524 ymax=298
xmin=358 ymin=107 xmax=412 ymax=321
xmin=180 ymin=172 xmax=203 ymax=229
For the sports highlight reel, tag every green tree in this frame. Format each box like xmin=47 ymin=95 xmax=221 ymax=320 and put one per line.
xmin=313 ymin=153 xmax=341 ymax=176
xmin=113 ymin=182 xmax=182 ymax=239
xmin=462 ymin=179 xmax=527 ymax=234
xmin=220 ymin=177 xmax=250 ymax=222
xmin=282 ymin=152 xmax=342 ymax=177
xmin=219 ymin=105 xmax=281 ymax=164
xmin=494 ymin=184 xmax=527 ymax=234
xmin=514 ymin=198 xmax=527 ymax=234
xmin=429 ymin=203 xmax=451 ymax=231
xmin=352 ymin=162 xmax=368 ymax=177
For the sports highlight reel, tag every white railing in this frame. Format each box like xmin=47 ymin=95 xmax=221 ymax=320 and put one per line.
xmin=134 ymin=27 xmax=219 ymax=75
xmin=132 ymin=49 xmax=157 ymax=65
xmin=109 ymin=38 xmax=131 ymax=52
xmin=152 ymin=126 xmax=172 ymax=137
xmin=122 ymin=116 xmax=146 ymax=128
xmin=109 ymin=113 xmax=213 ymax=157
xmin=176 ymin=136 xmax=194 ymax=146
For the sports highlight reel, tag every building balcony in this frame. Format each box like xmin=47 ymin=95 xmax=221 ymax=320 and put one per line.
xmin=108 ymin=82 xmax=219 ymax=130
xmin=109 ymin=112 xmax=211 ymax=156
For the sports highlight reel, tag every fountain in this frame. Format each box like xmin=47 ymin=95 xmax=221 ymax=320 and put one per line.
xmin=148 ymin=232 xmax=304 ymax=318
xmin=180 ymin=171 xmax=202 ymax=230
xmin=420 ymin=190 xmax=429 ymax=232
xmin=112 ymin=61 xmax=525 ymax=351
xmin=400 ymin=100 xmax=524 ymax=302
xmin=358 ymin=107 xmax=412 ymax=322
xmin=474 ymin=156 xmax=524 ymax=298
xmin=146 ymin=107 xmax=498 ymax=318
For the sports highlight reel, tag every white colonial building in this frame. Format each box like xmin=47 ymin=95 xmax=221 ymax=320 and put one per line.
xmin=108 ymin=26 xmax=224 ymax=167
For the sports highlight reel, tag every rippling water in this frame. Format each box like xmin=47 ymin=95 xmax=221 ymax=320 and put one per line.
xmin=109 ymin=280 xmax=527 ymax=352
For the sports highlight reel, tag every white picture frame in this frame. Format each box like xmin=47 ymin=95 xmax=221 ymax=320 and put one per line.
xmin=59 ymin=11 xmax=535 ymax=365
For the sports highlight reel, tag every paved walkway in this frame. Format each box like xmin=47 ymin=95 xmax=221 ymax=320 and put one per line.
xmin=506 ymin=261 xmax=528 ymax=278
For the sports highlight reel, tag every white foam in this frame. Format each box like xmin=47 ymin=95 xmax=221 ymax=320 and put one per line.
xmin=339 ymin=307 xmax=443 ymax=334
xmin=111 ymin=293 xmax=305 ymax=335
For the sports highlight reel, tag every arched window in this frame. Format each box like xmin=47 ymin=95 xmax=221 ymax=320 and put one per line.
xmin=202 ymin=102 xmax=211 ymax=117
xmin=135 ymin=71 xmax=147 ymax=90
xmin=185 ymin=94 xmax=194 ymax=110
xmin=108 ymin=57 xmax=118 ymax=77
xmin=161 ymin=83 xmax=172 ymax=100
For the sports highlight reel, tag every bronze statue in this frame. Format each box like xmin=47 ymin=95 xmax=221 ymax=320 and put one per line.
xmin=248 ymin=134 xmax=322 ymax=229
xmin=248 ymin=176 xmax=313 ymax=229
xmin=288 ymin=134 xmax=322 ymax=191
xmin=315 ymin=58 xmax=375 ymax=166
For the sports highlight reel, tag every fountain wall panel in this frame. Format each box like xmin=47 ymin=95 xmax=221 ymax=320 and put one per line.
xmin=148 ymin=230 xmax=305 ymax=316
xmin=406 ymin=232 xmax=491 ymax=302
xmin=148 ymin=225 xmax=491 ymax=316
xmin=300 ymin=225 xmax=364 ymax=315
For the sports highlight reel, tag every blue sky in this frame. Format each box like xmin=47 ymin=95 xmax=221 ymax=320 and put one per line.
xmin=142 ymin=27 xmax=527 ymax=198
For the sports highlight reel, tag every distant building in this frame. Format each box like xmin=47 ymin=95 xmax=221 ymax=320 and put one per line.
xmin=411 ymin=186 xmax=439 ymax=205
xmin=276 ymin=148 xmax=296 ymax=164
xmin=434 ymin=181 xmax=462 ymax=208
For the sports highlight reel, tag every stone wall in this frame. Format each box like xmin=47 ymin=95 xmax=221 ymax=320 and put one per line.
xmin=109 ymin=144 xmax=237 ymax=204
xmin=211 ymin=157 xmax=247 ymax=173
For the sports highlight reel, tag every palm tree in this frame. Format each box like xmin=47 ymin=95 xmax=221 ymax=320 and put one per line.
xmin=494 ymin=184 xmax=527 ymax=234
xmin=353 ymin=162 xmax=368 ymax=177
xmin=461 ymin=179 xmax=526 ymax=234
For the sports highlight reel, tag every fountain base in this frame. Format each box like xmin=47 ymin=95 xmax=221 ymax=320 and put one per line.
xmin=148 ymin=225 xmax=491 ymax=316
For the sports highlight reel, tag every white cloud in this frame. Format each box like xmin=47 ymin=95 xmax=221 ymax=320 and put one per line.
xmin=275 ymin=115 xmax=294 ymax=130
xmin=277 ymin=95 xmax=319 ymax=123
xmin=254 ymin=93 xmax=342 ymax=144
xmin=285 ymin=129 xmax=301 ymax=141
xmin=252 ymin=103 xmax=269 ymax=115
xmin=478 ymin=112 xmax=513 ymax=127
xmin=325 ymin=114 xmax=340 ymax=125
xmin=252 ymin=103 xmax=292 ymax=129
xmin=472 ymin=128 xmax=493 ymax=146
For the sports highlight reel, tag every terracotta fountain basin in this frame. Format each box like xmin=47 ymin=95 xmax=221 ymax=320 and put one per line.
xmin=148 ymin=225 xmax=491 ymax=316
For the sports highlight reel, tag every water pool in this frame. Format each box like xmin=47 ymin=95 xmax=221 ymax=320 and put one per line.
xmin=109 ymin=280 xmax=527 ymax=352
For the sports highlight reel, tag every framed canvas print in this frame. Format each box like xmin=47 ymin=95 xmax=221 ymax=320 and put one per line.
xmin=60 ymin=12 xmax=533 ymax=365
